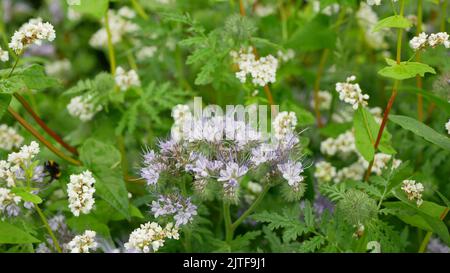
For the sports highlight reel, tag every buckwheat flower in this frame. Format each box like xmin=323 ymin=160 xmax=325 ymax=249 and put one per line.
xmin=446 ymin=119 xmax=450 ymax=135
xmin=247 ymin=181 xmax=263 ymax=194
xmin=9 ymin=18 xmax=56 ymax=54
xmin=137 ymin=46 xmax=157 ymax=60
xmin=254 ymin=4 xmax=275 ymax=17
xmin=67 ymin=8 xmax=81 ymax=21
xmin=272 ymin=111 xmax=297 ymax=141
xmin=67 ymin=170 xmax=96 ymax=216
xmin=335 ymin=161 xmax=366 ymax=183
xmin=335 ymin=76 xmax=369 ymax=110
xmin=314 ymin=161 xmax=336 ymax=183
xmin=124 ymin=222 xmax=179 ymax=253
xmin=401 ymin=180 xmax=424 ymax=206
xmin=0 ymin=47 xmax=9 ymax=62
xmin=118 ymin=6 xmax=136 ymax=19
xmin=356 ymin=3 xmax=387 ymax=49
xmin=7 ymin=141 xmax=40 ymax=165
xmin=370 ymin=107 xmax=383 ymax=124
xmin=409 ymin=32 xmax=428 ymax=51
xmin=277 ymin=49 xmax=295 ymax=62
xmin=0 ymin=187 xmax=22 ymax=217
xmin=361 ymin=153 xmax=401 ymax=175
xmin=320 ymin=130 xmax=356 ymax=157
xmin=366 ymin=0 xmax=381 ymax=5
xmin=428 ymin=32 xmax=450 ymax=48
xmin=277 ymin=160 xmax=304 ymax=190
xmin=310 ymin=91 xmax=332 ymax=111
xmin=67 ymin=95 xmax=103 ymax=122
xmin=0 ymin=124 xmax=24 ymax=151
xmin=45 ymin=59 xmax=71 ymax=79
xmin=115 ymin=66 xmax=141 ymax=91
xmin=67 ymin=230 xmax=97 ymax=253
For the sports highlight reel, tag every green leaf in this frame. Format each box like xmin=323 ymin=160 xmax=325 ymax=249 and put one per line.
xmin=302 ymin=201 xmax=314 ymax=228
xmin=298 ymin=235 xmax=325 ymax=253
xmin=72 ymin=0 xmax=109 ymax=20
xmin=287 ymin=15 xmax=336 ymax=52
xmin=11 ymin=188 xmax=42 ymax=204
xmin=397 ymin=85 xmax=450 ymax=115
xmin=354 ymin=107 xmax=375 ymax=161
xmin=319 ymin=122 xmax=352 ymax=138
xmin=0 ymin=221 xmax=40 ymax=244
xmin=80 ymin=138 xmax=130 ymax=219
xmin=0 ymin=93 xmax=12 ymax=120
xmin=389 ymin=115 xmax=450 ymax=151
xmin=373 ymin=15 xmax=412 ymax=32
xmin=67 ymin=215 xmax=111 ymax=240
xmin=378 ymin=61 xmax=436 ymax=80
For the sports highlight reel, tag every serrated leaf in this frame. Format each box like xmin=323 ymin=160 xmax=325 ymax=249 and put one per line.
xmin=0 ymin=221 xmax=40 ymax=244
xmin=298 ymin=235 xmax=325 ymax=253
xmin=373 ymin=15 xmax=412 ymax=32
xmin=378 ymin=62 xmax=436 ymax=80
xmin=389 ymin=115 xmax=450 ymax=151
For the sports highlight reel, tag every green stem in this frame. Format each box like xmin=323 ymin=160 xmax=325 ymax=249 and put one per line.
xmin=104 ymin=11 xmax=116 ymax=76
xmin=35 ymin=205 xmax=62 ymax=253
xmin=231 ymin=186 xmax=269 ymax=231
xmin=223 ymin=201 xmax=232 ymax=243
xmin=416 ymin=0 xmax=423 ymax=121
xmin=441 ymin=0 xmax=448 ymax=32
xmin=7 ymin=54 xmax=20 ymax=78
xmin=130 ymin=0 xmax=149 ymax=20
xmin=117 ymin=135 xmax=129 ymax=181
xmin=278 ymin=0 xmax=288 ymax=41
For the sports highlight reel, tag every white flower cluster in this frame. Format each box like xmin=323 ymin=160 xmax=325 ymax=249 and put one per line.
xmin=312 ymin=1 xmax=340 ymax=16
xmin=124 ymin=222 xmax=179 ymax=253
xmin=364 ymin=153 xmax=402 ymax=175
xmin=277 ymin=49 xmax=295 ymax=62
xmin=0 ymin=125 xmax=24 ymax=151
xmin=45 ymin=59 xmax=71 ymax=79
xmin=89 ymin=8 xmax=139 ymax=48
xmin=314 ymin=161 xmax=337 ymax=183
xmin=7 ymin=141 xmax=40 ymax=166
xmin=272 ymin=111 xmax=297 ymax=141
xmin=356 ymin=3 xmax=387 ymax=49
xmin=137 ymin=46 xmax=157 ymax=60
xmin=230 ymin=47 xmax=278 ymax=87
xmin=66 ymin=230 xmax=97 ymax=253
xmin=446 ymin=119 xmax=450 ymax=135
xmin=0 ymin=187 xmax=22 ymax=217
xmin=170 ymin=104 xmax=193 ymax=141
xmin=67 ymin=95 xmax=103 ymax=122
xmin=67 ymin=170 xmax=96 ymax=216
xmin=320 ymin=130 xmax=356 ymax=157
xmin=335 ymin=75 xmax=369 ymax=110
xmin=115 ymin=66 xmax=141 ymax=91
xmin=277 ymin=160 xmax=304 ymax=191
xmin=9 ymin=18 xmax=56 ymax=54
xmin=410 ymin=32 xmax=450 ymax=51
xmin=0 ymin=47 xmax=9 ymax=62
xmin=254 ymin=4 xmax=275 ymax=17
xmin=401 ymin=180 xmax=424 ymax=206
xmin=311 ymin=90 xmax=332 ymax=111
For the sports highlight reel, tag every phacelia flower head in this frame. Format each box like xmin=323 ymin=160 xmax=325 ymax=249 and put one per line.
xmin=151 ymin=193 xmax=198 ymax=226
xmin=0 ymin=47 xmax=9 ymax=62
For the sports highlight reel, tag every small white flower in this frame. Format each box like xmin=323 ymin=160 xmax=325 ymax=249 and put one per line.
xmin=67 ymin=95 xmax=103 ymax=122
xmin=124 ymin=222 xmax=179 ymax=253
xmin=272 ymin=111 xmax=297 ymax=141
xmin=9 ymin=18 xmax=56 ymax=54
xmin=335 ymin=76 xmax=369 ymax=110
xmin=137 ymin=46 xmax=157 ymax=60
xmin=45 ymin=59 xmax=71 ymax=79
xmin=446 ymin=119 xmax=450 ymax=135
xmin=401 ymin=180 xmax=424 ymax=206
xmin=311 ymin=90 xmax=332 ymax=111
xmin=0 ymin=47 xmax=9 ymax=62
xmin=428 ymin=32 xmax=450 ymax=48
xmin=366 ymin=0 xmax=382 ymax=5
xmin=0 ymin=187 xmax=22 ymax=217
xmin=320 ymin=130 xmax=356 ymax=157
xmin=115 ymin=66 xmax=141 ymax=91
xmin=314 ymin=161 xmax=336 ymax=183
xmin=7 ymin=141 xmax=40 ymax=165
xmin=67 ymin=170 xmax=96 ymax=216
xmin=0 ymin=125 xmax=24 ymax=151
xmin=67 ymin=230 xmax=97 ymax=253
xmin=277 ymin=49 xmax=295 ymax=62
xmin=410 ymin=32 xmax=428 ymax=51
xmin=247 ymin=181 xmax=263 ymax=194
xmin=117 ymin=7 xmax=136 ymax=19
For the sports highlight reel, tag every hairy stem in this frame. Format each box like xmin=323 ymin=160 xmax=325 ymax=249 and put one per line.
xmin=313 ymin=49 xmax=329 ymax=128
xmin=8 ymin=107 xmax=82 ymax=166
xmin=35 ymin=205 xmax=62 ymax=253
xmin=104 ymin=11 xmax=116 ymax=76
xmin=231 ymin=186 xmax=269 ymax=231
xmin=223 ymin=201 xmax=233 ymax=243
